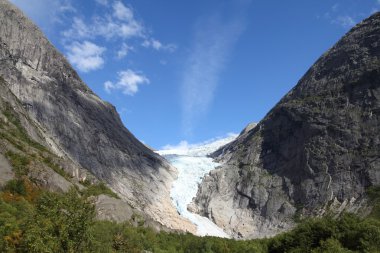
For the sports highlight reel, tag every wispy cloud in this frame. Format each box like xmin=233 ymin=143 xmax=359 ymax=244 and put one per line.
xmin=142 ymin=39 xmax=177 ymax=52
xmin=116 ymin=43 xmax=133 ymax=59
xmin=320 ymin=2 xmax=380 ymax=29
xmin=181 ymin=13 xmax=246 ymax=135
xmin=10 ymin=0 xmax=74 ymax=28
xmin=332 ymin=15 xmax=356 ymax=28
xmin=65 ymin=41 xmax=106 ymax=72
xmin=104 ymin=69 xmax=149 ymax=95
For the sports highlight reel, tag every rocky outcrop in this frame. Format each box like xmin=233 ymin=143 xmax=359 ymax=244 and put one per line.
xmin=192 ymin=12 xmax=380 ymax=238
xmin=0 ymin=0 xmax=195 ymax=232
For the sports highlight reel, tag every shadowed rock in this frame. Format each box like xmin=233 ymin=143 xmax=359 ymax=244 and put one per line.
xmin=192 ymin=12 xmax=380 ymax=238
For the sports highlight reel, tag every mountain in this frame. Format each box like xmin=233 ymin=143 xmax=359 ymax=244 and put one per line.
xmin=0 ymin=0 xmax=194 ymax=232
xmin=191 ymin=12 xmax=380 ymax=238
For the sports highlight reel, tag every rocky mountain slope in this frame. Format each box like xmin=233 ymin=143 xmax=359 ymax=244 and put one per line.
xmin=191 ymin=12 xmax=380 ymax=238
xmin=0 ymin=0 xmax=194 ymax=232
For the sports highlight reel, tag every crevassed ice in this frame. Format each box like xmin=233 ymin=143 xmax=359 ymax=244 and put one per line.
xmin=157 ymin=134 xmax=236 ymax=238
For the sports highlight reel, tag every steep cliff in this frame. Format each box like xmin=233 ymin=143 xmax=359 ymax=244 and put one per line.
xmin=192 ymin=12 xmax=380 ymax=238
xmin=0 ymin=0 xmax=195 ymax=232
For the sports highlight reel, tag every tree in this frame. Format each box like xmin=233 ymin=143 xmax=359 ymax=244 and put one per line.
xmin=22 ymin=188 xmax=95 ymax=253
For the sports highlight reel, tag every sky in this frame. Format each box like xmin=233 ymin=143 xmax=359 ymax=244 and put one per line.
xmin=9 ymin=0 xmax=380 ymax=149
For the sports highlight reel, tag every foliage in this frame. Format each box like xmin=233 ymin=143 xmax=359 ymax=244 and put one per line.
xmin=0 ymin=185 xmax=94 ymax=253
xmin=22 ymin=189 xmax=95 ymax=253
xmin=268 ymin=213 xmax=380 ymax=253
xmin=0 ymin=180 xmax=379 ymax=252
xmin=367 ymin=185 xmax=380 ymax=219
xmin=82 ymin=182 xmax=119 ymax=199
xmin=2 ymin=179 xmax=27 ymax=196
xmin=5 ymin=151 xmax=30 ymax=177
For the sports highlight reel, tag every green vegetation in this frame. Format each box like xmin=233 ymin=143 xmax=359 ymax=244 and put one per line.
xmin=0 ymin=179 xmax=380 ymax=252
xmin=82 ymin=182 xmax=120 ymax=199
xmin=42 ymin=156 xmax=72 ymax=180
xmin=367 ymin=185 xmax=380 ymax=219
xmin=268 ymin=214 xmax=380 ymax=253
xmin=2 ymin=103 xmax=47 ymax=152
xmin=2 ymin=179 xmax=27 ymax=196
xmin=4 ymin=151 xmax=30 ymax=177
xmin=0 ymin=93 xmax=379 ymax=252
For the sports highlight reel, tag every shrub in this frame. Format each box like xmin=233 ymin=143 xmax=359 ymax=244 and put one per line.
xmin=2 ymin=179 xmax=26 ymax=196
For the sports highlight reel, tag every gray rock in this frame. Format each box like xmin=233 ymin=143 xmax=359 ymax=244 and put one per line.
xmin=192 ymin=12 xmax=380 ymax=238
xmin=94 ymin=194 xmax=135 ymax=223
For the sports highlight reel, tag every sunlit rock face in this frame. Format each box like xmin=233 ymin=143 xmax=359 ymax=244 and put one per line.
xmin=158 ymin=135 xmax=236 ymax=237
xmin=0 ymin=0 xmax=194 ymax=232
xmin=192 ymin=13 xmax=380 ymax=239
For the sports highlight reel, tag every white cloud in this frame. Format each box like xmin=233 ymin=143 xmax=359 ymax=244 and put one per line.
xmin=63 ymin=14 xmax=144 ymax=41
xmin=104 ymin=69 xmax=149 ymax=95
xmin=62 ymin=1 xmax=144 ymax=42
xmin=332 ymin=15 xmax=356 ymax=28
xmin=117 ymin=43 xmax=133 ymax=59
xmin=142 ymin=39 xmax=177 ymax=52
xmin=65 ymin=41 xmax=106 ymax=72
xmin=62 ymin=1 xmax=174 ymax=57
xmin=112 ymin=1 xmax=134 ymax=21
xmin=181 ymin=14 xmax=245 ymax=135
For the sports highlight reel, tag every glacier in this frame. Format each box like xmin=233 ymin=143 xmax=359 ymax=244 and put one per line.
xmin=157 ymin=134 xmax=237 ymax=237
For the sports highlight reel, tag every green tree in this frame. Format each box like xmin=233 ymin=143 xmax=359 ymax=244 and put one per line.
xmin=22 ymin=189 xmax=95 ymax=253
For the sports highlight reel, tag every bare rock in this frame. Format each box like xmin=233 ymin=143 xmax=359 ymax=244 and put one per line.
xmin=0 ymin=0 xmax=192 ymax=232
xmin=192 ymin=12 xmax=380 ymax=238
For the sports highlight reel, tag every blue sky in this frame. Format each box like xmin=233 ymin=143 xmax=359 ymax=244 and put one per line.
xmin=10 ymin=0 xmax=380 ymax=149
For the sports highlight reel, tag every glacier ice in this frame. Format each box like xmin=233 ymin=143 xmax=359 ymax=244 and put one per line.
xmin=157 ymin=134 xmax=236 ymax=237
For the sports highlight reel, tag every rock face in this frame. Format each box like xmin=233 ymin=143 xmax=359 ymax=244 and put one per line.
xmin=192 ymin=12 xmax=380 ymax=238
xmin=0 ymin=0 xmax=195 ymax=232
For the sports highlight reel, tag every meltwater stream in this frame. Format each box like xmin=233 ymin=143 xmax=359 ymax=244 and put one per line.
xmin=157 ymin=135 xmax=236 ymax=238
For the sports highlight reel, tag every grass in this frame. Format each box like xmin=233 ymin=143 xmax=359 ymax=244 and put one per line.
xmin=4 ymin=151 xmax=30 ymax=177
xmin=82 ymin=182 xmax=120 ymax=199
xmin=42 ymin=156 xmax=72 ymax=181
xmin=3 ymin=102 xmax=47 ymax=152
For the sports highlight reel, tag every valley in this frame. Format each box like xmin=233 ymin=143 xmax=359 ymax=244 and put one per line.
xmin=0 ymin=0 xmax=379 ymax=252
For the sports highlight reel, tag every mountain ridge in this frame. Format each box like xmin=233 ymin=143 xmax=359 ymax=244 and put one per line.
xmin=192 ymin=12 xmax=380 ymax=238
xmin=0 ymin=0 xmax=195 ymax=233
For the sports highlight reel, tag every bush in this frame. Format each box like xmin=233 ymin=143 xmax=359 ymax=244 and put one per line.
xmin=2 ymin=179 xmax=26 ymax=196
xmin=22 ymin=189 xmax=95 ymax=253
